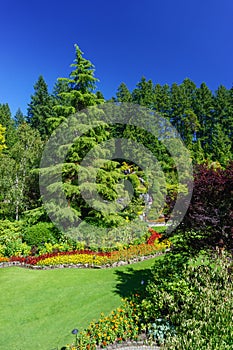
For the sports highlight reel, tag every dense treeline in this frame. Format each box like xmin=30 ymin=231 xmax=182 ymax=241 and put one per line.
xmin=115 ymin=78 xmax=233 ymax=165
xmin=0 ymin=44 xmax=232 ymax=244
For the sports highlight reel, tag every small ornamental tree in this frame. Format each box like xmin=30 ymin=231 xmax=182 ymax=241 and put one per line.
xmin=179 ymin=162 xmax=233 ymax=250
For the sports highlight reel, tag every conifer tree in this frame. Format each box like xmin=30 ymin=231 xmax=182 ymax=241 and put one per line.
xmin=132 ymin=77 xmax=154 ymax=108
xmin=41 ymin=46 xmax=141 ymax=244
xmin=213 ymin=85 xmax=233 ymax=149
xmin=27 ymin=75 xmax=54 ymax=138
xmin=193 ymin=82 xmax=214 ymax=157
xmin=50 ymin=44 xmax=104 ymax=131
xmin=153 ymin=83 xmax=170 ymax=118
xmin=116 ymin=83 xmax=132 ymax=102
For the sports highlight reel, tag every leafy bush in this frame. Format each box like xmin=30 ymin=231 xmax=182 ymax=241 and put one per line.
xmin=139 ymin=251 xmax=233 ymax=349
xmin=0 ymin=220 xmax=31 ymax=256
xmin=23 ymin=222 xmax=60 ymax=247
xmin=0 ymin=220 xmax=24 ymax=236
xmin=148 ymin=318 xmax=175 ymax=345
xmin=38 ymin=242 xmax=73 ymax=255
xmin=3 ymin=240 xmax=31 ymax=257
xmin=179 ymin=163 xmax=233 ymax=250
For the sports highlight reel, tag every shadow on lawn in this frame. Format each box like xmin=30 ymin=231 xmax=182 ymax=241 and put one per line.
xmin=113 ymin=266 xmax=153 ymax=298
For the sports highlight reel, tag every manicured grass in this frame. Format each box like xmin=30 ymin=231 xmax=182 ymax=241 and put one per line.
xmin=0 ymin=258 xmax=158 ymax=350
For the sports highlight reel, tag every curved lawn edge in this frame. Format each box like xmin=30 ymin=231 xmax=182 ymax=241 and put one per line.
xmin=0 ymin=251 xmax=167 ymax=270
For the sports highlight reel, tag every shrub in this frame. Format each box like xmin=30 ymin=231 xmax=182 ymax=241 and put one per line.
xmin=3 ymin=240 xmax=31 ymax=257
xmin=23 ymin=222 xmax=60 ymax=247
xmin=0 ymin=220 xmax=24 ymax=237
xmin=178 ymin=162 xmax=233 ymax=250
xmin=0 ymin=220 xmax=31 ymax=257
xmin=139 ymin=251 xmax=233 ymax=349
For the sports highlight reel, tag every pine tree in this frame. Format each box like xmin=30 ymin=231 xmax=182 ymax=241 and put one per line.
xmin=211 ymin=123 xmax=232 ymax=166
xmin=213 ymin=85 xmax=233 ymax=154
xmin=40 ymin=45 xmax=137 ymax=244
xmin=193 ymin=82 xmax=214 ymax=158
xmin=14 ymin=108 xmax=26 ymax=127
xmin=27 ymin=75 xmax=54 ymax=138
xmin=132 ymin=77 xmax=154 ymax=108
xmin=153 ymin=83 xmax=170 ymax=118
xmin=50 ymin=45 xmax=104 ymax=132
xmin=116 ymin=83 xmax=132 ymax=102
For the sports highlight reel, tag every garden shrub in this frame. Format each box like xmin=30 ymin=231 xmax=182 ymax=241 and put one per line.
xmin=139 ymin=251 xmax=233 ymax=349
xmin=178 ymin=162 xmax=233 ymax=250
xmin=0 ymin=220 xmax=31 ymax=256
xmin=0 ymin=219 xmax=24 ymax=237
xmin=23 ymin=222 xmax=60 ymax=247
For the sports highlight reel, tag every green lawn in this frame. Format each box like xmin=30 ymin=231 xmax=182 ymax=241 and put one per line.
xmin=0 ymin=258 xmax=157 ymax=350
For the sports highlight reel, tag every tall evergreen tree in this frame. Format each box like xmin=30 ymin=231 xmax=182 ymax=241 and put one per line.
xmin=14 ymin=108 xmax=26 ymax=127
xmin=116 ymin=83 xmax=132 ymax=102
xmin=213 ymin=85 xmax=233 ymax=150
xmin=27 ymin=75 xmax=54 ymax=138
xmin=210 ymin=123 xmax=232 ymax=165
xmin=193 ymin=82 xmax=214 ymax=157
xmin=132 ymin=77 xmax=154 ymax=108
xmin=153 ymin=83 xmax=170 ymax=118
xmin=50 ymin=44 xmax=104 ymax=131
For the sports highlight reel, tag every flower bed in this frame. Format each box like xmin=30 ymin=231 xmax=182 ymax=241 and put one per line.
xmin=0 ymin=256 xmax=9 ymax=263
xmin=1 ymin=229 xmax=170 ymax=268
xmin=66 ymin=299 xmax=143 ymax=349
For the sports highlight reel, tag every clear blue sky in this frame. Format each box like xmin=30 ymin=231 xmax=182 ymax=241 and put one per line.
xmin=0 ymin=0 xmax=232 ymax=116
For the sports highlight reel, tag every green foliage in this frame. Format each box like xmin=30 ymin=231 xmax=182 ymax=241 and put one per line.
xmin=148 ymin=318 xmax=175 ymax=345
xmin=0 ymin=103 xmax=16 ymax=148
xmin=0 ymin=123 xmax=43 ymax=220
xmin=0 ymin=124 xmax=6 ymax=154
xmin=0 ymin=219 xmax=24 ymax=236
xmin=134 ymin=251 xmax=233 ymax=350
xmin=14 ymin=108 xmax=26 ymax=127
xmin=164 ymin=254 xmax=233 ymax=349
xmin=27 ymin=75 xmax=55 ymax=138
xmin=116 ymin=82 xmax=132 ymax=102
xmin=23 ymin=222 xmax=60 ymax=247
xmin=50 ymin=44 xmax=104 ymax=131
xmin=0 ymin=220 xmax=31 ymax=256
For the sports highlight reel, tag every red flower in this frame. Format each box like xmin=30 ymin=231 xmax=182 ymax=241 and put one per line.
xmin=147 ymin=228 xmax=162 ymax=244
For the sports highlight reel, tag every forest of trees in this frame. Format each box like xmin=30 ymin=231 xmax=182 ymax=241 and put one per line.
xmin=0 ymin=44 xmax=232 ymax=236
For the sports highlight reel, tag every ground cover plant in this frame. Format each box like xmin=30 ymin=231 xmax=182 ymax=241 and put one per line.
xmin=0 ymin=258 xmax=157 ymax=350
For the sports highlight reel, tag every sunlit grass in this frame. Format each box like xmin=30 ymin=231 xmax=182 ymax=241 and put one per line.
xmin=0 ymin=258 xmax=157 ymax=350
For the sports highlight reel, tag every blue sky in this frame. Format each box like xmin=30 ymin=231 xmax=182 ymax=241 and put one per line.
xmin=0 ymin=0 xmax=232 ymax=116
